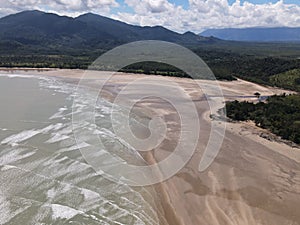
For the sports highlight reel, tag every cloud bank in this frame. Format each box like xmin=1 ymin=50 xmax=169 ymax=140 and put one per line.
xmin=0 ymin=0 xmax=300 ymax=33
xmin=0 ymin=0 xmax=119 ymax=17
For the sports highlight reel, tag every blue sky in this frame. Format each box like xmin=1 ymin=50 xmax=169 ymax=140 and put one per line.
xmin=111 ymin=0 xmax=300 ymax=32
xmin=112 ymin=0 xmax=299 ymax=20
xmin=166 ymin=0 xmax=297 ymax=8
xmin=115 ymin=0 xmax=300 ymax=8
xmin=0 ymin=0 xmax=300 ymax=32
xmin=228 ymin=0 xmax=299 ymax=4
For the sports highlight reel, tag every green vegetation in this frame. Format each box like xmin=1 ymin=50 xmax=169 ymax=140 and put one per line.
xmin=121 ymin=62 xmax=189 ymax=78
xmin=270 ymin=69 xmax=300 ymax=92
xmin=226 ymin=94 xmax=300 ymax=144
xmin=0 ymin=54 xmax=94 ymax=69
xmin=2 ymin=45 xmax=300 ymax=83
xmin=196 ymin=46 xmax=300 ymax=86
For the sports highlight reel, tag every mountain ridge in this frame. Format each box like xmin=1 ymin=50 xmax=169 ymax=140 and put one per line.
xmin=201 ymin=27 xmax=300 ymax=42
xmin=0 ymin=10 xmax=217 ymax=50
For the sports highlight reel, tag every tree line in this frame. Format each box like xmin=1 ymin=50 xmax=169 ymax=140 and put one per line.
xmin=226 ymin=94 xmax=300 ymax=144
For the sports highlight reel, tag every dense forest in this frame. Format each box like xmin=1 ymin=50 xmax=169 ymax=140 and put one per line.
xmin=226 ymin=94 xmax=300 ymax=144
xmin=1 ymin=46 xmax=300 ymax=83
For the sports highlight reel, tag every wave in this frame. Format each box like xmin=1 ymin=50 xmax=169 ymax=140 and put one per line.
xmin=1 ymin=130 xmax=40 ymax=146
xmin=0 ymin=74 xmax=159 ymax=224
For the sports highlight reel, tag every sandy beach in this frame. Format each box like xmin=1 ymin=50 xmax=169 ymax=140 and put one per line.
xmin=1 ymin=67 xmax=300 ymax=225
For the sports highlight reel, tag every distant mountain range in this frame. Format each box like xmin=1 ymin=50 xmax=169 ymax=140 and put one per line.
xmin=201 ymin=27 xmax=300 ymax=42
xmin=1 ymin=10 xmax=299 ymax=57
xmin=0 ymin=10 xmax=216 ymax=51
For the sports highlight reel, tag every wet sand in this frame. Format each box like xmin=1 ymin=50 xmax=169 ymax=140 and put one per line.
xmin=1 ymin=68 xmax=300 ymax=225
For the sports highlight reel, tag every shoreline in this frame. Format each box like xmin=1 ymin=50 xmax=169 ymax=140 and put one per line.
xmin=1 ymin=68 xmax=300 ymax=224
xmin=4 ymin=67 xmax=298 ymax=152
xmin=0 ymin=68 xmax=181 ymax=225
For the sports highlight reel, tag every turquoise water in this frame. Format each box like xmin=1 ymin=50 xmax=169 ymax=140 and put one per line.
xmin=0 ymin=74 xmax=158 ymax=225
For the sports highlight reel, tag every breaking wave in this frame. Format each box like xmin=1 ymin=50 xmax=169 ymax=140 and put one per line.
xmin=0 ymin=74 xmax=158 ymax=225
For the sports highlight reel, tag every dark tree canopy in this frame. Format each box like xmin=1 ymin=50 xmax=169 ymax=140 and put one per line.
xmin=226 ymin=94 xmax=300 ymax=144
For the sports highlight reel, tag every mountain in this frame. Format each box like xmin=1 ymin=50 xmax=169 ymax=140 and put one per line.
xmin=0 ymin=10 xmax=216 ymax=51
xmin=201 ymin=27 xmax=300 ymax=42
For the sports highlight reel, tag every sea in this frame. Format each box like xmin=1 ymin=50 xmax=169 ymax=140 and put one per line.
xmin=0 ymin=74 xmax=159 ymax=225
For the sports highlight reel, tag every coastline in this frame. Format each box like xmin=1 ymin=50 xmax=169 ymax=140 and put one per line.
xmin=1 ymin=68 xmax=300 ymax=225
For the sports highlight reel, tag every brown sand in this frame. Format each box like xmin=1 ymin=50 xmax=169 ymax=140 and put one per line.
xmin=1 ymin=68 xmax=300 ymax=225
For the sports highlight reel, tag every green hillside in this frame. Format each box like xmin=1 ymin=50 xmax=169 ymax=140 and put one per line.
xmin=270 ymin=69 xmax=300 ymax=92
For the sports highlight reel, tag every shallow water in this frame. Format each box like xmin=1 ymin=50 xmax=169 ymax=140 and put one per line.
xmin=0 ymin=74 xmax=158 ymax=225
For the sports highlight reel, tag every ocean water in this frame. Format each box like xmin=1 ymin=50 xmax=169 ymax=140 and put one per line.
xmin=0 ymin=74 xmax=159 ymax=225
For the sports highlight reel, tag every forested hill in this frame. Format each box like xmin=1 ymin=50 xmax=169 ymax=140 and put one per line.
xmin=0 ymin=10 xmax=215 ymax=51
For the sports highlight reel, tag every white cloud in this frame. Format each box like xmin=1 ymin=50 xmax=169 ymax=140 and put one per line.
xmin=0 ymin=0 xmax=300 ymax=32
xmin=0 ymin=0 xmax=119 ymax=18
xmin=124 ymin=0 xmax=174 ymax=13
xmin=114 ymin=0 xmax=300 ymax=33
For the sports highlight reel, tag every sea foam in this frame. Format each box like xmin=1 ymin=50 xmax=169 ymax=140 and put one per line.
xmin=1 ymin=130 xmax=40 ymax=146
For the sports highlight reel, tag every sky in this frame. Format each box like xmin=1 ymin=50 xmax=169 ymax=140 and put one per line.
xmin=0 ymin=0 xmax=299 ymax=33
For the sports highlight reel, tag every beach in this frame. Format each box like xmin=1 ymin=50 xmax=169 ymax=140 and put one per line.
xmin=0 ymin=68 xmax=299 ymax=225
